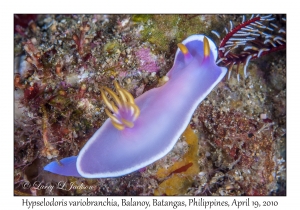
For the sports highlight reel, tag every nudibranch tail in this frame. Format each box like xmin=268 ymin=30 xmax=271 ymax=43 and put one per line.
xmin=101 ymin=81 xmax=140 ymax=130
xmin=44 ymin=156 xmax=82 ymax=177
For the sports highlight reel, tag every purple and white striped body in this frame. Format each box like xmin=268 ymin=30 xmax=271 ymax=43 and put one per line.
xmin=44 ymin=34 xmax=227 ymax=178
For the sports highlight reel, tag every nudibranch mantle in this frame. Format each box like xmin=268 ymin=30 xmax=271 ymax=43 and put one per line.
xmin=44 ymin=35 xmax=227 ymax=178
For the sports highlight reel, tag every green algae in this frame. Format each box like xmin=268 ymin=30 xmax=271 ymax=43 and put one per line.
xmin=134 ymin=15 xmax=218 ymax=52
xmin=103 ymin=40 xmax=121 ymax=54
xmin=132 ymin=14 xmax=151 ymax=23
xmin=49 ymin=95 xmax=71 ymax=108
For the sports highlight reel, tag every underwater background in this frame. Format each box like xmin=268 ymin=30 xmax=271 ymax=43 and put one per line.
xmin=14 ymin=14 xmax=286 ymax=196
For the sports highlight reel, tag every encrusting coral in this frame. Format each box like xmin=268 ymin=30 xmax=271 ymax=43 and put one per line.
xmin=154 ymin=125 xmax=200 ymax=195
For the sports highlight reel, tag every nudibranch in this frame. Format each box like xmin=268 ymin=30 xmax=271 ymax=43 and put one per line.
xmin=44 ymin=35 xmax=227 ymax=178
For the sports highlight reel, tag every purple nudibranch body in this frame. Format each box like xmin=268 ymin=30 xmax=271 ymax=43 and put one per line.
xmin=44 ymin=35 xmax=227 ymax=178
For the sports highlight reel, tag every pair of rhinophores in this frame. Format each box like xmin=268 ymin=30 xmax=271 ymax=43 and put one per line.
xmin=44 ymin=35 xmax=228 ymax=178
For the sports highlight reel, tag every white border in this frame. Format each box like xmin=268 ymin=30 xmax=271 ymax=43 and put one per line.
xmin=5 ymin=1 xmax=296 ymax=209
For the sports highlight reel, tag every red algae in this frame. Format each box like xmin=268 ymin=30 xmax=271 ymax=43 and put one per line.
xmin=135 ymin=47 xmax=159 ymax=73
